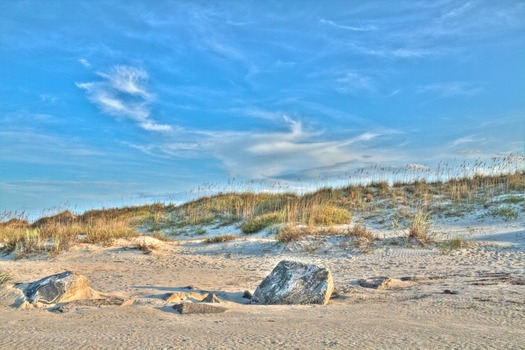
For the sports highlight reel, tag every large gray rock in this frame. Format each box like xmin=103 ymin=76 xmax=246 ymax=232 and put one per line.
xmin=23 ymin=271 xmax=92 ymax=305
xmin=251 ymin=260 xmax=333 ymax=305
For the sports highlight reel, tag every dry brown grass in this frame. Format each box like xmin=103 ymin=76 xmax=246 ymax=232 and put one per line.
xmin=343 ymin=224 xmax=375 ymax=241
xmin=0 ymin=213 xmax=138 ymax=258
xmin=275 ymin=226 xmax=307 ymax=243
xmin=275 ymin=223 xmax=375 ymax=244
xmin=204 ymin=234 xmax=238 ymax=244
xmin=408 ymin=211 xmax=433 ymax=244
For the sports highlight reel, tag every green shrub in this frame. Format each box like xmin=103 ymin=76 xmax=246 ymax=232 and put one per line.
xmin=241 ymin=212 xmax=284 ymax=234
xmin=491 ymin=205 xmax=518 ymax=221
xmin=439 ymin=237 xmax=472 ymax=254
xmin=309 ymin=206 xmax=351 ymax=226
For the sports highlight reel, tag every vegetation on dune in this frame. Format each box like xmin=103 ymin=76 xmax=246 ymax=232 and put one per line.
xmin=439 ymin=237 xmax=472 ymax=254
xmin=0 ymin=269 xmax=12 ymax=286
xmin=408 ymin=211 xmax=433 ymax=244
xmin=204 ymin=234 xmax=238 ymax=244
xmin=241 ymin=212 xmax=285 ymax=234
xmin=0 ymin=170 xmax=523 ymax=256
xmin=275 ymin=223 xmax=376 ymax=244
xmin=0 ymin=214 xmax=138 ymax=259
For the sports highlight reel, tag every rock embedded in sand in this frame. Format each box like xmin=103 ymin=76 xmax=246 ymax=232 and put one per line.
xmin=165 ymin=291 xmax=208 ymax=303
xmin=173 ymin=302 xmax=227 ymax=314
xmin=202 ymin=293 xmax=222 ymax=304
xmin=23 ymin=271 xmax=92 ymax=305
xmin=251 ymin=260 xmax=333 ymax=305
xmin=358 ymin=277 xmax=415 ymax=290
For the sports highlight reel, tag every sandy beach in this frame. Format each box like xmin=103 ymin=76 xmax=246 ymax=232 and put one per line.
xmin=1 ymin=216 xmax=524 ymax=349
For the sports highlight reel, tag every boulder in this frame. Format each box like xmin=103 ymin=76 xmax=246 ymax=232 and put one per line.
xmin=251 ymin=260 xmax=333 ymax=305
xmin=23 ymin=271 xmax=92 ymax=305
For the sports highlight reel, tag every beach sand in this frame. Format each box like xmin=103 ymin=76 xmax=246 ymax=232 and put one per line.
xmin=1 ymin=219 xmax=524 ymax=349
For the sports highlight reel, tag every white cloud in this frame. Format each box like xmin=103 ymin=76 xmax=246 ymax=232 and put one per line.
xmin=76 ymin=65 xmax=172 ymax=132
xmin=203 ymin=117 xmax=388 ymax=178
xmin=79 ymin=58 xmax=91 ymax=67
xmin=139 ymin=122 xmax=173 ymax=132
xmin=98 ymin=66 xmax=151 ymax=98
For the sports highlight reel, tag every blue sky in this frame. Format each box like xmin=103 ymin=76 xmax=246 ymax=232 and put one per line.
xmin=1 ymin=1 xmax=524 ymax=217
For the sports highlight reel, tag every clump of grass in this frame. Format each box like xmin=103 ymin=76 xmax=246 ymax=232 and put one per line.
xmin=241 ymin=212 xmax=284 ymax=234
xmin=204 ymin=234 xmax=237 ymax=244
xmin=505 ymin=195 xmax=524 ymax=204
xmin=343 ymin=224 xmax=375 ymax=241
xmin=81 ymin=219 xmax=139 ymax=245
xmin=0 ymin=269 xmax=12 ymax=286
xmin=194 ymin=227 xmax=207 ymax=235
xmin=439 ymin=237 xmax=471 ymax=254
xmin=275 ymin=226 xmax=307 ymax=243
xmin=408 ymin=211 xmax=433 ymax=244
xmin=308 ymin=206 xmax=351 ymax=226
xmin=491 ymin=205 xmax=518 ymax=221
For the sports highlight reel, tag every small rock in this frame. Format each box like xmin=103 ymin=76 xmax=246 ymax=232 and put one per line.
xmin=443 ymin=289 xmax=460 ymax=295
xmin=165 ymin=291 xmax=207 ymax=302
xmin=242 ymin=290 xmax=253 ymax=299
xmin=173 ymin=303 xmax=227 ymax=314
xmin=202 ymin=293 xmax=222 ymax=304
xmin=251 ymin=260 xmax=333 ymax=305
xmin=359 ymin=277 xmax=415 ymax=290
xmin=17 ymin=301 xmax=34 ymax=310
xmin=52 ymin=297 xmax=128 ymax=313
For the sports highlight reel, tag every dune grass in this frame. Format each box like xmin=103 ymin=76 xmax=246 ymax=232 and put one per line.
xmin=0 ymin=269 xmax=12 ymax=286
xmin=1 ymin=170 xmax=523 ymax=255
xmin=0 ymin=215 xmax=138 ymax=259
xmin=204 ymin=234 xmax=238 ymax=244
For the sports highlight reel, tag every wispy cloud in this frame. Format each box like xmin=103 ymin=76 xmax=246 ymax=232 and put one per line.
xmin=320 ymin=18 xmax=377 ymax=31
xmin=76 ymin=65 xmax=172 ymax=132
xmin=336 ymin=71 xmax=374 ymax=94
xmin=0 ymin=129 xmax=103 ymax=164
xmin=450 ymin=136 xmax=476 ymax=148
xmin=418 ymin=82 xmax=484 ymax=97
xmin=79 ymin=58 xmax=91 ymax=68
